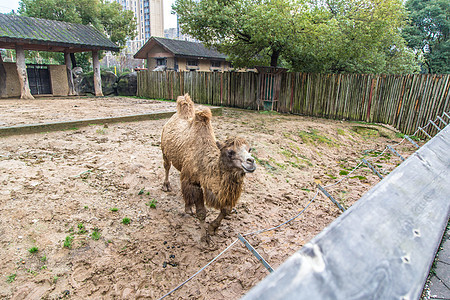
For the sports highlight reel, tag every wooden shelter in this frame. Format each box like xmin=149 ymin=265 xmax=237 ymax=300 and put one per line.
xmin=134 ymin=37 xmax=230 ymax=72
xmin=0 ymin=13 xmax=120 ymax=99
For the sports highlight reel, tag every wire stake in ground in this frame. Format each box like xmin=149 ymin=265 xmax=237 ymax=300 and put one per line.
xmin=419 ymin=127 xmax=433 ymax=139
xmin=238 ymin=233 xmax=274 ymax=273
xmin=437 ymin=116 xmax=448 ymax=126
xmin=404 ymin=135 xmax=420 ymax=149
xmin=362 ymin=158 xmax=384 ymax=180
xmin=429 ymin=120 xmax=441 ymax=132
xmin=317 ymin=184 xmax=345 ymax=212
xmin=387 ymin=145 xmax=405 ymax=161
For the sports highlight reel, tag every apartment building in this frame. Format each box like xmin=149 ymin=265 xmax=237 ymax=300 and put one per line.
xmin=115 ymin=0 xmax=164 ymax=54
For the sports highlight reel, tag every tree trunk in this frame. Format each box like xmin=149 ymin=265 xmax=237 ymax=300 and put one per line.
xmin=70 ymin=53 xmax=77 ymax=68
xmin=64 ymin=52 xmax=76 ymax=96
xmin=15 ymin=45 xmax=34 ymax=100
xmin=270 ymin=49 xmax=280 ymax=68
xmin=92 ymin=50 xmax=103 ymax=97
xmin=0 ymin=53 xmax=7 ymax=98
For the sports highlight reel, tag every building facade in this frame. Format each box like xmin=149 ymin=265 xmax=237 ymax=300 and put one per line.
xmin=134 ymin=37 xmax=231 ymax=72
xmin=115 ymin=0 xmax=164 ymax=54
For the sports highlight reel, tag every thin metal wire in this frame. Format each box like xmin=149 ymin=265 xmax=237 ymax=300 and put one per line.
xmin=324 ymin=161 xmax=364 ymax=189
xmin=243 ymin=190 xmax=319 ymax=237
xmin=158 ymin=238 xmax=240 ymax=300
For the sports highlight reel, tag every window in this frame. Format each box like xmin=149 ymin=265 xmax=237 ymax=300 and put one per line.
xmin=156 ymin=58 xmax=167 ymax=66
xmin=211 ymin=61 xmax=221 ymax=68
xmin=187 ymin=60 xmax=198 ymax=66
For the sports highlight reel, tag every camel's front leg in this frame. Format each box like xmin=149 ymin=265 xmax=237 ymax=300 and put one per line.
xmin=208 ymin=208 xmax=229 ymax=234
xmin=194 ymin=197 xmax=211 ymax=244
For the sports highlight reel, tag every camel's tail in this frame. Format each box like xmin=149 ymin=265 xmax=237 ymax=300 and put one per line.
xmin=176 ymin=93 xmax=195 ymax=119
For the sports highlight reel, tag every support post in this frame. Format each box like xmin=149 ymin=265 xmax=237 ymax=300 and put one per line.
xmin=404 ymin=135 xmax=419 ymax=149
xmin=362 ymin=158 xmax=383 ymax=180
xmin=92 ymin=50 xmax=103 ymax=97
xmin=318 ymin=184 xmax=346 ymax=212
xmin=387 ymin=145 xmax=405 ymax=161
xmin=15 ymin=45 xmax=34 ymax=100
xmin=0 ymin=52 xmax=6 ymax=98
xmin=238 ymin=234 xmax=274 ymax=273
xmin=64 ymin=52 xmax=76 ymax=96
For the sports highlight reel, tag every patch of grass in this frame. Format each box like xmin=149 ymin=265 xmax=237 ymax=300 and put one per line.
xmin=336 ymin=128 xmax=346 ymax=135
xmin=110 ymin=207 xmax=119 ymax=212
xmin=6 ymin=273 xmax=16 ymax=283
xmin=53 ymin=276 xmax=58 ymax=283
xmin=145 ymin=199 xmax=158 ymax=209
xmin=91 ymin=228 xmax=101 ymax=240
xmin=63 ymin=235 xmax=74 ymax=249
xmin=138 ymin=188 xmax=145 ymax=195
xmin=339 ymin=170 xmax=349 ymax=176
xmin=350 ymin=175 xmax=367 ymax=181
xmin=298 ymin=129 xmax=336 ymax=146
xmin=84 ymin=205 xmax=89 ymax=210
xmin=351 ymin=126 xmax=379 ymax=139
xmin=96 ymin=128 xmax=107 ymax=135
xmin=326 ymin=174 xmax=337 ymax=179
xmin=122 ymin=218 xmax=131 ymax=225
xmin=28 ymin=246 xmax=38 ymax=254
xmin=258 ymin=110 xmax=280 ymax=115
xmin=301 ymin=188 xmax=311 ymax=192
xmin=77 ymin=223 xmax=87 ymax=234
xmin=40 ymin=255 xmax=47 ymax=262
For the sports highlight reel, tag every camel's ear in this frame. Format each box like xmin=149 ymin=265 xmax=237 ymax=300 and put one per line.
xmin=216 ymin=141 xmax=223 ymax=149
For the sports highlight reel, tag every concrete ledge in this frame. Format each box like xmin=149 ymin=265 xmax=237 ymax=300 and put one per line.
xmin=243 ymin=125 xmax=450 ymax=300
xmin=0 ymin=107 xmax=222 ymax=137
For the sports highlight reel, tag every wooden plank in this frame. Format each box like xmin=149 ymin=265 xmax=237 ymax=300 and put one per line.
xmin=243 ymin=126 xmax=450 ymax=300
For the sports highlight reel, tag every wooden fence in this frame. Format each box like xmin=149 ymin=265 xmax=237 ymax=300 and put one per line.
xmin=137 ymin=71 xmax=450 ymax=135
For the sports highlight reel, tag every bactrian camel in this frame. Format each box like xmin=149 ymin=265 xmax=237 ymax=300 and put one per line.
xmin=161 ymin=94 xmax=256 ymax=242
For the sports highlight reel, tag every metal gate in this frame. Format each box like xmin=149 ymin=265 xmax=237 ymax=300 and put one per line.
xmin=256 ymin=66 xmax=287 ymax=111
xmin=27 ymin=64 xmax=52 ymax=95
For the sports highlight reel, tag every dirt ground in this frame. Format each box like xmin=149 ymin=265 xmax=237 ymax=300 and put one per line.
xmin=0 ymin=96 xmax=420 ymax=299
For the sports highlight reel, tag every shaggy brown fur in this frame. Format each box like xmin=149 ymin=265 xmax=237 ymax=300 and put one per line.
xmin=161 ymin=94 xmax=256 ymax=242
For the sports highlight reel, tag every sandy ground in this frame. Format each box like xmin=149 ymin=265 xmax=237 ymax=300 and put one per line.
xmin=0 ymin=97 xmax=420 ymax=299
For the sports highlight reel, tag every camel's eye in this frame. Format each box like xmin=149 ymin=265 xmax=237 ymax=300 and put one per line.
xmin=227 ymin=149 xmax=235 ymax=157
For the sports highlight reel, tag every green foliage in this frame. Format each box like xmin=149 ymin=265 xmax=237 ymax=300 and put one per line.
xmin=19 ymin=0 xmax=136 ymax=47
xmin=28 ymin=246 xmax=39 ymax=254
xmin=63 ymin=235 xmax=74 ymax=248
xmin=121 ymin=217 xmax=131 ymax=225
xmin=6 ymin=273 xmax=17 ymax=283
xmin=18 ymin=0 xmax=136 ymax=68
xmin=403 ymin=0 xmax=449 ymax=74
xmin=174 ymin=0 xmax=419 ymax=73
xmin=110 ymin=207 xmax=119 ymax=212
xmin=145 ymin=199 xmax=158 ymax=209
xmin=91 ymin=228 xmax=101 ymax=240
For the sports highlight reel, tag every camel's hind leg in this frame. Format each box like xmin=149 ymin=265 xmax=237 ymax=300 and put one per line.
xmin=180 ymin=175 xmax=201 ymax=215
xmin=162 ymin=154 xmax=172 ymax=192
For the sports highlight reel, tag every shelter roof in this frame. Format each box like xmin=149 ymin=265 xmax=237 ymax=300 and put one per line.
xmin=0 ymin=13 xmax=120 ymax=52
xmin=134 ymin=37 xmax=226 ymax=60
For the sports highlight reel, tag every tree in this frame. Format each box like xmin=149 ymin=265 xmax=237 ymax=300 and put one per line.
xmin=174 ymin=0 xmax=419 ymax=73
xmin=19 ymin=0 xmax=136 ymax=47
xmin=173 ymin=0 xmax=316 ymax=68
xmin=402 ymin=0 xmax=449 ymax=74
xmin=18 ymin=0 xmax=136 ymax=69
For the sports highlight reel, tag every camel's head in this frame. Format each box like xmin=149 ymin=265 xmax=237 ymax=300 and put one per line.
xmin=217 ymin=137 xmax=256 ymax=174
